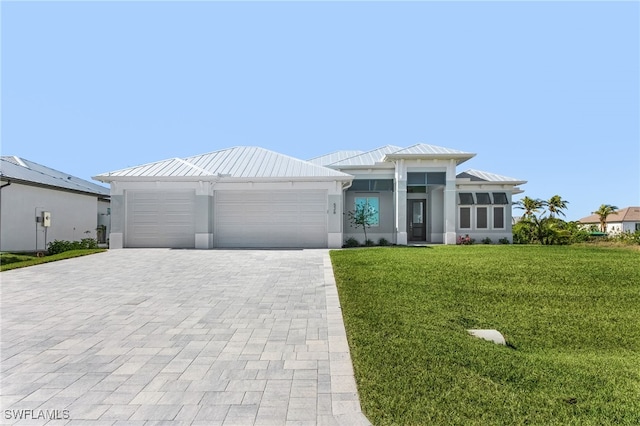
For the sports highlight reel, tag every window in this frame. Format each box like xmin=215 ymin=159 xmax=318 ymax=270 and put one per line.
xmin=477 ymin=207 xmax=488 ymax=229
xmin=407 ymin=186 xmax=426 ymax=193
xmin=355 ymin=197 xmax=379 ymax=226
xmin=493 ymin=207 xmax=505 ymax=229
xmin=636 ymin=223 xmax=640 ymax=231
xmin=348 ymin=179 xmax=393 ymax=191
xmin=426 ymin=172 xmax=446 ymax=185
xmin=492 ymin=192 xmax=508 ymax=204
xmin=407 ymin=173 xmax=425 ymax=185
xmin=476 ymin=193 xmax=491 ymax=204
xmin=460 ymin=207 xmax=471 ymax=229
xmin=459 ymin=193 xmax=474 ymax=205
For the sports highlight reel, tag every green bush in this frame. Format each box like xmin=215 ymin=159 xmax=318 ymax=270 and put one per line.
xmin=481 ymin=237 xmax=492 ymax=244
xmin=48 ymin=238 xmax=98 ymax=255
xmin=378 ymin=238 xmax=390 ymax=246
xmin=498 ymin=237 xmax=510 ymax=244
xmin=364 ymin=239 xmax=375 ymax=247
xmin=343 ymin=237 xmax=360 ymax=248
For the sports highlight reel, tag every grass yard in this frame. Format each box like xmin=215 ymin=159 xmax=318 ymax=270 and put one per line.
xmin=0 ymin=249 xmax=106 ymax=271
xmin=330 ymin=245 xmax=640 ymax=425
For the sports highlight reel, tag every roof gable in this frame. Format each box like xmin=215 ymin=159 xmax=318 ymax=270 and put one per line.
xmin=0 ymin=156 xmax=109 ymax=196
xmin=391 ymin=143 xmax=474 ymax=156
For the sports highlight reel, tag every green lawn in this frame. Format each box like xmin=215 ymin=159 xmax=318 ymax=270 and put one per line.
xmin=0 ymin=249 xmax=106 ymax=271
xmin=330 ymin=245 xmax=640 ymax=426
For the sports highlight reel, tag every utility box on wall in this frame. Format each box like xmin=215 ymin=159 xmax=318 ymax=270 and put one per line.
xmin=42 ymin=211 xmax=51 ymax=227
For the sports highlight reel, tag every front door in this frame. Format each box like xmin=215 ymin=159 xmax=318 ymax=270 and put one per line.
xmin=408 ymin=199 xmax=427 ymax=242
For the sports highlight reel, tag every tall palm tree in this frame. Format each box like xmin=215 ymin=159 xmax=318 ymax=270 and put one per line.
xmin=592 ymin=204 xmax=619 ymax=232
xmin=515 ymin=196 xmax=544 ymax=219
xmin=546 ymin=195 xmax=569 ymax=218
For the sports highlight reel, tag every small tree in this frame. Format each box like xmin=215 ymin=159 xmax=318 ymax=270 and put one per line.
xmin=593 ymin=204 xmax=619 ymax=233
xmin=347 ymin=201 xmax=378 ymax=244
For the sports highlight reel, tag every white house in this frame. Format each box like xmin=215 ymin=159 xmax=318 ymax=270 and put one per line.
xmin=0 ymin=156 xmax=110 ymax=252
xmin=578 ymin=207 xmax=640 ymax=234
xmin=94 ymin=144 xmax=525 ymax=249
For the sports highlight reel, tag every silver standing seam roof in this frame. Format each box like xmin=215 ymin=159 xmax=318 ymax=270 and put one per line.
xmin=307 ymin=150 xmax=365 ymax=166
xmin=327 ymin=145 xmax=404 ymax=167
xmin=1 ymin=156 xmax=109 ymax=196
xmin=457 ymin=169 xmax=527 ymax=184
xmin=94 ymin=146 xmax=352 ymax=182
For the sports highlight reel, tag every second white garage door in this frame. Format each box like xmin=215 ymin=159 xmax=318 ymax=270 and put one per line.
xmin=214 ymin=190 xmax=327 ymax=248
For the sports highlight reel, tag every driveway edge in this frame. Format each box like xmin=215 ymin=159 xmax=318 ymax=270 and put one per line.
xmin=323 ymin=252 xmax=372 ymax=426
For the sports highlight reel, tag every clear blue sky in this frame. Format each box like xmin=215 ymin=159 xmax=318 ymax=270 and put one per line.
xmin=2 ymin=1 xmax=638 ymax=221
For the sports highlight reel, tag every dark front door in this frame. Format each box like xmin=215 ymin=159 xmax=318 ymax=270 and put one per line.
xmin=408 ymin=199 xmax=427 ymax=241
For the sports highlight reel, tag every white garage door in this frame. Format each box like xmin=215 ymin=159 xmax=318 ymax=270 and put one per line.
xmin=215 ymin=190 xmax=327 ymax=248
xmin=125 ymin=190 xmax=195 ymax=248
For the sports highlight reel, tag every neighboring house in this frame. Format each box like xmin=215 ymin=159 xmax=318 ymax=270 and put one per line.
xmin=0 ymin=156 xmax=110 ymax=252
xmin=94 ymin=144 xmax=525 ymax=249
xmin=578 ymin=207 xmax=640 ymax=234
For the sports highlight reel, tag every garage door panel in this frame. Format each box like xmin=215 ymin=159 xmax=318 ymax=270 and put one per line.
xmin=215 ymin=190 xmax=327 ymax=248
xmin=126 ymin=190 xmax=195 ymax=248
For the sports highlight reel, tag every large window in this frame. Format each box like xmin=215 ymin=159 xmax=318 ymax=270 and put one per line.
xmin=476 ymin=207 xmax=488 ymax=229
xmin=460 ymin=207 xmax=471 ymax=229
xmin=494 ymin=207 xmax=505 ymax=229
xmin=355 ymin=197 xmax=379 ymax=226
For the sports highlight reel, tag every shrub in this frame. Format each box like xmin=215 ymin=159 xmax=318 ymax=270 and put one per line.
xmin=378 ymin=238 xmax=390 ymax=246
xmin=48 ymin=238 xmax=98 ymax=255
xmin=364 ymin=239 xmax=376 ymax=247
xmin=481 ymin=237 xmax=492 ymax=245
xmin=498 ymin=237 xmax=511 ymax=245
xmin=456 ymin=234 xmax=474 ymax=245
xmin=344 ymin=237 xmax=360 ymax=248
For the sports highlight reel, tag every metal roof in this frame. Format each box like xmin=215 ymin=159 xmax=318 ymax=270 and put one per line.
xmin=327 ymin=145 xmax=403 ymax=167
xmin=457 ymin=169 xmax=526 ymax=184
xmin=1 ymin=156 xmax=109 ymax=196
xmin=307 ymin=150 xmax=364 ymax=166
xmin=578 ymin=206 xmax=640 ymax=224
xmin=94 ymin=146 xmax=352 ymax=181
xmin=389 ymin=143 xmax=475 ymax=156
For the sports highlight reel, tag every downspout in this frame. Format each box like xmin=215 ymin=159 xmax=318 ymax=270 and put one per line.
xmin=0 ymin=180 xmax=9 ymax=250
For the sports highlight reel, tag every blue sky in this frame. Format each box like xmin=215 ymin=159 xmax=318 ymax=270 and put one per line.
xmin=2 ymin=1 xmax=638 ymax=221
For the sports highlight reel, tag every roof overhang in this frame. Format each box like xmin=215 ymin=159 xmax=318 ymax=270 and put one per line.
xmin=383 ymin=153 xmax=476 ymax=164
xmin=92 ymin=175 xmax=354 ymax=184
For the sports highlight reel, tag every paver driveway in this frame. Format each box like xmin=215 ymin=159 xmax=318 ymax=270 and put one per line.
xmin=1 ymin=249 xmax=370 ymax=425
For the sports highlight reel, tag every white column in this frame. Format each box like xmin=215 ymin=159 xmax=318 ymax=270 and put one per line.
xmin=395 ymin=159 xmax=408 ymax=245
xmin=444 ymin=160 xmax=457 ymax=244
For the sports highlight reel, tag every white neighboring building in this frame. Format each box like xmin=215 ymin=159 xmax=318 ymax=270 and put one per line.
xmin=95 ymin=144 xmax=526 ymax=249
xmin=0 ymin=156 xmax=110 ymax=252
xmin=578 ymin=207 xmax=640 ymax=234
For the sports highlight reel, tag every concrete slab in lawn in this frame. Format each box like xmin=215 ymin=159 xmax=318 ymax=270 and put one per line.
xmin=1 ymin=249 xmax=370 ymax=425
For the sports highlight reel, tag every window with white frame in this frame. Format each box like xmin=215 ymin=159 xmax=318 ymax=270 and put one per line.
xmin=493 ymin=206 xmax=505 ymax=229
xmin=460 ymin=207 xmax=471 ymax=229
xmin=354 ymin=197 xmax=379 ymax=227
xmin=459 ymin=193 xmax=474 ymax=205
xmin=476 ymin=207 xmax=488 ymax=229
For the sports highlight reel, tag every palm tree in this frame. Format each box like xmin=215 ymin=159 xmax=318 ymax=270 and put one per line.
xmin=546 ymin=195 xmax=569 ymax=218
xmin=515 ymin=196 xmax=544 ymax=219
xmin=592 ymin=204 xmax=619 ymax=233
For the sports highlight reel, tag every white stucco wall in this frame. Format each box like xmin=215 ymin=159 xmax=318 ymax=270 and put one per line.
xmin=0 ymin=182 xmax=101 ymax=252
